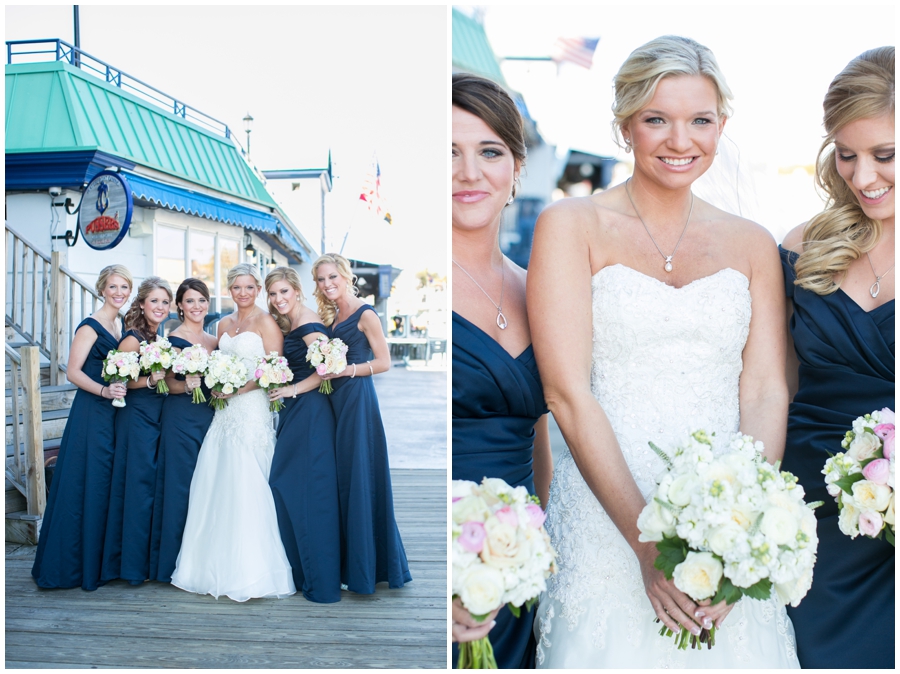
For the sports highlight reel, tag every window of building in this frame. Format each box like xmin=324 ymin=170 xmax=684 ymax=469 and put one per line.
xmin=157 ymin=225 xmax=186 ymax=291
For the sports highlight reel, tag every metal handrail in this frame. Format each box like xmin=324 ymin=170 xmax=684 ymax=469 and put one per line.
xmin=7 ymin=38 xmax=233 ymax=141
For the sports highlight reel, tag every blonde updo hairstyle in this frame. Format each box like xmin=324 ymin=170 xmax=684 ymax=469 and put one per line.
xmin=311 ymin=253 xmax=358 ymax=327
xmin=612 ymin=35 xmax=734 ymax=151
xmin=265 ymin=266 xmax=306 ymax=334
xmin=123 ymin=276 xmax=173 ymax=342
xmin=95 ymin=264 xmax=133 ymax=297
xmin=225 ymin=262 xmax=263 ymax=290
xmin=794 ymin=46 xmax=895 ymax=295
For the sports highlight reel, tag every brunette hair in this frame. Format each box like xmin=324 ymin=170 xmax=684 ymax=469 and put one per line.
xmin=795 ymin=46 xmax=895 ymax=295
xmin=123 ymin=276 xmax=173 ymax=342
xmin=311 ymin=253 xmax=358 ymax=327
xmin=265 ymin=266 xmax=306 ymax=334
xmin=175 ymin=278 xmax=211 ymax=321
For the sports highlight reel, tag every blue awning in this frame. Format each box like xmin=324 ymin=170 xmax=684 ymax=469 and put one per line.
xmin=123 ymin=171 xmax=280 ymax=235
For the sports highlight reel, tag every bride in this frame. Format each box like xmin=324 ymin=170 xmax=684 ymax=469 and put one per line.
xmin=171 ymin=263 xmax=295 ymax=601
xmin=528 ymin=36 xmax=798 ymax=667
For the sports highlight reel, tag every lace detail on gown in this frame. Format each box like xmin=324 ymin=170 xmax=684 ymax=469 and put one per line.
xmin=535 ymin=265 xmax=798 ymax=668
xmin=171 ymin=331 xmax=295 ymax=602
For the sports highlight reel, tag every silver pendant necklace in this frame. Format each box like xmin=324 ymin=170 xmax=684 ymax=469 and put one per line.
xmin=865 ymin=251 xmax=895 ymax=298
xmin=452 ymin=258 xmax=508 ymax=329
xmin=625 ymin=179 xmax=694 ymax=273
xmin=234 ymin=309 xmax=256 ymax=334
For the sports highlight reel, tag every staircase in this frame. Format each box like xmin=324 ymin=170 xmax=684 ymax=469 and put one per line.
xmin=5 ymin=224 xmax=109 ymax=543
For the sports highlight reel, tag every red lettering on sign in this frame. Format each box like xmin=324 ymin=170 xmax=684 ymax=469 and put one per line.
xmin=85 ymin=216 xmax=121 ymax=234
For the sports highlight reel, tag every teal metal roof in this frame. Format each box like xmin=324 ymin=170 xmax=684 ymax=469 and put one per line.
xmin=451 ymin=9 xmax=505 ymax=84
xmin=5 ymin=61 xmax=277 ymax=209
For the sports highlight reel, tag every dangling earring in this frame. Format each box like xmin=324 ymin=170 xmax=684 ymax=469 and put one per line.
xmin=507 ymin=193 xmax=515 ymax=205
xmin=624 ymin=138 xmax=632 ymax=154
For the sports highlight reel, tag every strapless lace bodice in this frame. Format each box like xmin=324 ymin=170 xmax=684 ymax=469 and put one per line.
xmin=537 ymin=265 xmax=798 ymax=668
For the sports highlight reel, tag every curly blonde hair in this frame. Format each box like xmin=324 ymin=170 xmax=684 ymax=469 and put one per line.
xmin=311 ymin=253 xmax=358 ymax=327
xmin=265 ymin=266 xmax=306 ymax=334
xmin=795 ymin=46 xmax=894 ymax=295
xmin=123 ymin=276 xmax=173 ymax=342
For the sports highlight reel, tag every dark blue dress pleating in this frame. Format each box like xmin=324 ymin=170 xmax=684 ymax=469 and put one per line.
xmin=148 ymin=336 xmax=215 ymax=583
xmin=32 ymin=318 xmax=120 ymax=590
xmin=100 ymin=329 xmax=166 ymax=584
xmin=780 ymin=247 xmax=895 ymax=669
xmin=328 ymin=305 xmax=412 ymax=593
xmin=451 ymin=311 xmax=548 ymax=669
xmin=269 ymin=322 xmax=342 ymax=603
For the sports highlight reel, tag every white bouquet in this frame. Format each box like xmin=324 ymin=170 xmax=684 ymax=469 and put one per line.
xmin=171 ymin=344 xmax=210 ymax=404
xmin=101 ymin=349 xmax=140 ymax=407
xmin=253 ymin=352 xmax=294 ymax=412
xmin=823 ymin=408 xmax=894 ymax=545
xmin=138 ymin=337 xmax=174 ymax=394
xmin=452 ymin=477 xmax=557 ymax=669
xmin=203 ymin=350 xmax=249 ymax=411
xmin=305 ymin=336 xmax=348 ymax=394
xmin=637 ymin=430 xmax=819 ymax=650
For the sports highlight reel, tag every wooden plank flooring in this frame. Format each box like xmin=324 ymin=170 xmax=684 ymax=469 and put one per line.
xmin=5 ymin=468 xmax=448 ymax=669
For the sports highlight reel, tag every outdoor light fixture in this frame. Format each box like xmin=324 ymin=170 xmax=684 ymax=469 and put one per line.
xmin=243 ymin=112 xmax=254 ymax=156
xmin=243 ymin=232 xmax=257 ymax=260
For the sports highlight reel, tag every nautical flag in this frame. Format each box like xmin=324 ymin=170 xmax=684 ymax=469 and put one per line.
xmin=551 ymin=37 xmax=599 ymax=70
xmin=358 ymin=157 xmax=392 ymax=225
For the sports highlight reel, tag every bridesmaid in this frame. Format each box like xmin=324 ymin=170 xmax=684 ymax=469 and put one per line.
xmin=312 ymin=253 xmax=412 ymax=594
xmin=265 ymin=266 xmax=342 ymax=603
xmin=149 ymin=278 xmax=217 ymax=582
xmin=32 ymin=265 xmax=132 ymax=590
xmin=780 ymin=46 xmax=894 ymax=669
xmin=450 ymin=73 xmax=553 ymax=667
xmin=101 ymin=276 xmax=173 ymax=584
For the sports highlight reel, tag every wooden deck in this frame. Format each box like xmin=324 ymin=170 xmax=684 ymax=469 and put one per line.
xmin=5 ymin=468 xmax=447 ymax=669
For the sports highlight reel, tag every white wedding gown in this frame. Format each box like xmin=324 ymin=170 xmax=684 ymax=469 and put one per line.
xmin=535 ymin=265 xmax=799 ymax=668
xmin=171 ymin=331 xmax=296 ymax=601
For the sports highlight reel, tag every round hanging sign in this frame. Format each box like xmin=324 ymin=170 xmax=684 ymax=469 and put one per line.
xmin=78 ymin=171 xmax=133 ymax=250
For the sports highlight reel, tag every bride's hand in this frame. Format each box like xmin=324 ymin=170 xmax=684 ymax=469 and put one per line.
xmin=451 ymin=598 xmax=500 ymax=643
xmin=695 ymin=597 xmax=734 ymax=629
xmin=636 ymin=542 xmax=703 ymax=637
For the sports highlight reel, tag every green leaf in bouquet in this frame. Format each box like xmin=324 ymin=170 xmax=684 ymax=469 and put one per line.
xmin=469 ymin=611 xmax=492 ymax=622
xmin=834 ymin=472 xmax=866 ymax=495
xmin=648 ymin=441 xmax=673 ymax=469
xmin=507 ymin=604 xmax=521 ymax=619
xmin=654 ymin=536 xmax=688 ymax=579
xmin=885 ymin=527 xmax=895 ymax=547
xmin=748 ymin=512 xmax=765 ymax=536
xmin=525 ymin=596 xmax=539 ymax=613
xmin=740 ymin=577 xmax=772 ymax=601
xmin=806 ymin=500 xmax=824 ymax=510
xmin=711 ymin=577 xmax=743 ymax=606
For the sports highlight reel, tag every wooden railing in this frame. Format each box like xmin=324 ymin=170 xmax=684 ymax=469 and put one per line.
xmin=6 ymin=224 xmax=110 ymax=385
xmin=5 ymin=344 xmax=46 ymax=519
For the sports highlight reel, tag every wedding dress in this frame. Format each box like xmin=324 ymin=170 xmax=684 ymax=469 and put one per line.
xmin=171 ymin=331 xmax=295 ymax=601
xmin=535 ymin=265 xmax=799 ymax=668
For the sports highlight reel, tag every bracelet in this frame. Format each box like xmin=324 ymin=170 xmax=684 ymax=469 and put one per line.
xmin=146 ymin=376 xmax=154 ymax=389
xmin=293 ymin=384 xmax=298 ymax=398
xmin=351 ymin=363 xmax=357 ymax=379
xmin=367 ymin=361 xmax=374 ymax=376
xmin=100 ymin=385 xmax=106 ymax=399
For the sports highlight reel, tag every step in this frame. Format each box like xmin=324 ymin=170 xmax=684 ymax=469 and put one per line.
xmin=6 ymin=417 xmax=67 ymax=452
xmin=6 ymin=486 xmax=26 ymax=514
xmin=5 ymin=510 xmax=41 ymax=545
xmin=5 ymin=367 xmax=52 ymax=390
xmin=4 ymin=384 xmax=77 ymax=416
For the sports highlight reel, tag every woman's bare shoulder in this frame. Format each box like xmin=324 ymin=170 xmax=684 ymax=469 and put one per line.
xmin=781 ymin=223 xmax=808 ymax=254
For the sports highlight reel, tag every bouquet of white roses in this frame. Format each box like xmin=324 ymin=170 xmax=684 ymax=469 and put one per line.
xmin=823 ymin=408 xmax=894 ymax=545
xmin=637 ymin=430 xmax=819 ymax=651
xmin=305 ymin=336 xmax=348 ymax=394
xmin=203 ymin=350 xmax=249 ymax=412
xmin=101 ymin=349 xmax=140 ymax=408
xmin=171 ymin=344 xmax=210 ymax=404
xmin=138 ymin=337 xmax=175 ymax=394
xmin=253 ymin=352 xmax=294 ymax=412
xmin=452 ymin=477 xmax=557 ymax=669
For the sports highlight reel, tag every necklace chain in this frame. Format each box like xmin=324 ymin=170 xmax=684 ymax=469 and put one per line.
xmin=234 ymin=308 xmax=257 ymax=334
xmin=452 ymin=258 xmax=509 ymax=330
xmin=625 ymin=179 xmax=694 ymax=273
xmin=865 ymin=251 xmax=895 ymax=299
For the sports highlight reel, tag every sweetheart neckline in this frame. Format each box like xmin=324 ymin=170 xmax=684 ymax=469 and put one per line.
xmin=592 ymin=263 xmax=749 ymax=290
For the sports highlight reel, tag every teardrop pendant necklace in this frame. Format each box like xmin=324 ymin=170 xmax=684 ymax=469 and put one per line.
xmin=625 ymin=179 xmax=694 ymax=273
xmin=865 ymin=252 xmax=895 ymax=298
xmin=452 ymin=258 xmax=508 ymax=329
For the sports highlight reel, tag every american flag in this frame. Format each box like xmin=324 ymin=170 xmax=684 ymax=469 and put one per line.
xmin=551 ymin=37 xmax=599 ymax=70
xmin=359 ymin=158 xmax=392 ymax=225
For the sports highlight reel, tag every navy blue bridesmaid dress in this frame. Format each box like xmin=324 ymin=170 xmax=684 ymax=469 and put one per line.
xmin=148 ymin=336 xmax=214 ymax=583
xmin=780 ymin=247 xmax=895 ymax=669
xmin=269 ymin=322 xmax=342 ymax=603
xmin=451 ymin=311 xmax=547 ymax=669
xmin=100 ymin=329 xmax=166 ymax=584
xmin=32 ymin=318 xmax=120 ymax=590
xmin=328 ymin=304 xmax=412 ymax=593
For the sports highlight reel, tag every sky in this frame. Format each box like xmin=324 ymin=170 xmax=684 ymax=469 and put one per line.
xmin=465 ymin=3 xmax=895 ymax=240
xmin=5 ymin=4 xmax=448 ymax=277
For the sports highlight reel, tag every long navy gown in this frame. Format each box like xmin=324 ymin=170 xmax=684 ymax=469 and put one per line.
xmin=32 ymin=318 xmax=120 ymax=590
xmin=269 ymin=322 xmax=342 ymax=603
xmin=148 ymin=336 xmax=215 ymax=583
xmin=100 ymin=329 xmax=166 ymax=584
xmin=328 ymin=304 xmax=412 ymax=593
xmin=780 ymin=247 xmax=895 ymax=669
xmin=451 ymin=311 xmax=547 ymax=669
